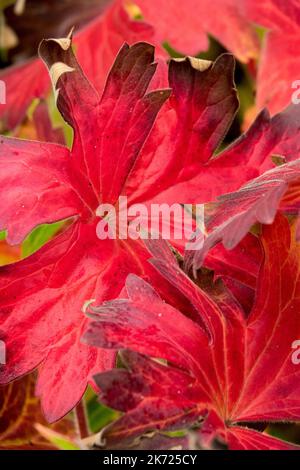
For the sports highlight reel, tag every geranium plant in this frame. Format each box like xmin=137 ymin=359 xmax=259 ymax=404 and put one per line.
xmin=0 ymin=0 xmax=299 ymax=452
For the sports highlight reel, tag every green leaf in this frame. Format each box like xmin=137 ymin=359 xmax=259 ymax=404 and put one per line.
xmin=22 ymin=221 xmax=65 ymax=258
xmin=85 ymin=389 xmax=119 ymax=434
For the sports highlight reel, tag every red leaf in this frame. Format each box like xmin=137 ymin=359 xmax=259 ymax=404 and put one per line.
xmin=186 ymin=159 xmax=300 ymax=273
xmin=0 ymin=0 xmax=259 ymax=131
xmin=2 ymin=34 xmax=300 ymax=422
xmin=32 ymin=101 xmax=65 ymax=145
xmin=204 ymin=233 xmax=262 ymax=315
xmin=201 ymin=410 xmax=297 ymax=450
xmin=0 ymin=220 xmax=168 ymax=420
xmin=0 ymin=41 xmax=170 ymax=421
xmin=126 ymin=64 xmax=300 ymax=207
xmin=93 ymin=351 xmax=200 ymax=445
xmin=0 ymin=137 xmax=86 ymax=245
xmin=0 ymin=59 xmax=49 ymax=131
xmin=85 ymin=215 xmax=300 ymax=449
xmin=0 ymin=1 xmax=165 ymax=130
xmin=244 ymin=0 xmax=300 ymax=113
xmin=134 ymin=0 xmax=259 ymax=61
xmin=226 ymin=427 xmax=298 ymax=450
xmin=39 ymin=38 xmax=170 ymax=205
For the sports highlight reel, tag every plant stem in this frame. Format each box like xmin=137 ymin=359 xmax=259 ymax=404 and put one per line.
xmin=74 ymin=399 xmax=90 ymax=440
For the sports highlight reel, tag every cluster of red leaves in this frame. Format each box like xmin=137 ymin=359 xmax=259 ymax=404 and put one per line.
xmin=245 ymin=0 xmax=300 ymax=113
xmin=0 ymin=0 xmax=300 ymax=451
xmin=84 ymin=215 xmax=300 ymax=450
xmin=1 ymin=0 xmax=296 ymax=130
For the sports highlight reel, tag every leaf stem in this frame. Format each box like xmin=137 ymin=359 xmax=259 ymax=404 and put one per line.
xmin=74 ymin=399 xmax=90 ymax=440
